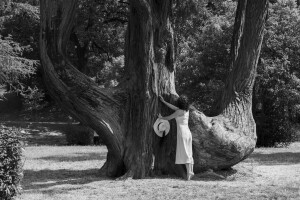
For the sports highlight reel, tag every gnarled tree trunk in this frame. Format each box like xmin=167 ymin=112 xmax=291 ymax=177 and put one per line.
xmin=39 ymin=0 xmax=268 ymax=179
xmin=40 ymin=0 xmax=125 ymax=177
xmin=190 ymin=0 xmax=268 ymax=171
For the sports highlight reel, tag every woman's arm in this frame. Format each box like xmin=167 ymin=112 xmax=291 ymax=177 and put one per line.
xmin=159 ymin=96 xmax=179 ymax=111
xmin=159 ymin=110 xmax=183 ymax=121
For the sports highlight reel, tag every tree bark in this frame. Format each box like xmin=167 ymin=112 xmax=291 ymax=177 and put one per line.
xmin=39 ymin=0 xmax=269 ymax=179
xmin=70 ymin=31 xmax=88 ymax=73
xmin=40 ymin=0 xmax=125 ymax=177
xmin=122 ymin=0 xmax=184 ymax=178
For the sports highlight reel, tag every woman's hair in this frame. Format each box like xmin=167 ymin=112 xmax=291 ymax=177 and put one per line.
xmin=177 ymin=95 xmax=189 ymax=111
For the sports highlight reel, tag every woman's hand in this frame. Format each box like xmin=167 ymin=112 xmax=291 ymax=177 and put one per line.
xmin=159 ymin=95 xmax=165 ymax=102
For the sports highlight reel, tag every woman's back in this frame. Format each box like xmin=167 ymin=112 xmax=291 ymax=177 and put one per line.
xmin=174 ymin=109 xmax=193 ymax=165
xmin=175 ymin=110 xmax=189 ymax=126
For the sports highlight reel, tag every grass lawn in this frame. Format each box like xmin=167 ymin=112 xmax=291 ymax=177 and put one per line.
xmin=18 ymin=143 xmax=300 ymax=200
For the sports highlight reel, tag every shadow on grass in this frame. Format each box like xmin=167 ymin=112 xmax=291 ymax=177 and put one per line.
xmin=26 ymin=135 xmax=67 ymax=146
xmin=2 ymin=121 xmax=69 ymax=145
xmin=247 ymin=152 xmax=300 ymax=165
xmin=23 ymin=168 xmax=110 ymax=190
xmin=23 ymin=151 xmax=109 ymax=190
xmin=38 ymin=152 xmax=107 ymax=162
xmin=147 ymin=166 xmax=237 ymax=182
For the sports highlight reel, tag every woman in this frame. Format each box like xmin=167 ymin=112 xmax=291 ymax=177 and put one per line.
xmin=158 ymin=95 xmax=194 ymax=180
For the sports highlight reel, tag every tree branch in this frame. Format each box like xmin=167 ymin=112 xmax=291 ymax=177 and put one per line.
xmin=40 ymin=0 xmax=126 ymax=177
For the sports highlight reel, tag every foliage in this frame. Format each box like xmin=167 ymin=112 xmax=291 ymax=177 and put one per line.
xmin=95 ymin=55 xmax=125 ymax=87
xmin=0 ymin=2 xmax=40 ymax=60
xmin=67 ymin=0 xmax=127 ymax=87
xmin=254 ymin=0 xmax=300 ymax=147
xmin=175 ymin=0 xmax=236 ymax=114
xmin=0 ymin=2 xmax=45 ymax=111
xmin=21 ymin=86 xmax=46 ymax=111
xmin=0 ymin=126 xmax=24 ymax=200
xmin=0 ymin=36 xmax=37 ymax=96
xmin=12 ymin=0 xmax=39 ymax=6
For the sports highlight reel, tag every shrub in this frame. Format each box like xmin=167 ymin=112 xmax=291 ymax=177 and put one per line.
xmin=64 ymin=124 xmax=95 ymax=145
xmin=255 ymin=100 xmax=297 ymax=147
xmin=0 ymin=126 xmax=24 ymax=200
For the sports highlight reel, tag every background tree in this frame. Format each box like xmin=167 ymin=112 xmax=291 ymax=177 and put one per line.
xmin=0 ymin=37 xmax=37 ymax=97
xmin=254 ymin=0 xmax=300 ymax=146
xmin=68 ymin=0 xmax=128 ymax=87
xmin=0 ymin=1 xmax=42 ymax=110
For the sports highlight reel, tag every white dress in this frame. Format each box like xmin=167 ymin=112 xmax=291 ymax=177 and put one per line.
xmin=175 ymin=110 xmax=194 ymax=164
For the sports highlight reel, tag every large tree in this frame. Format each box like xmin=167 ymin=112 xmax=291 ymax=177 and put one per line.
xmin=39 ymin=0 xmax=269 ymax=179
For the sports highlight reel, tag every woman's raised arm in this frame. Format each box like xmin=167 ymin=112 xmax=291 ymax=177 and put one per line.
xmin=158 ymin=110 xmax=183 ymax=121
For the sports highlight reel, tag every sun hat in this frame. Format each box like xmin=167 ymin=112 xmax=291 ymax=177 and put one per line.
xmin=153 ymin=118 xmax=170 ymax=137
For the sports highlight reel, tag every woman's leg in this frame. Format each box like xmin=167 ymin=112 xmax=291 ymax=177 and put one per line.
xmin=185 ymin=164 xmax=190 ymax=180
xmin=185 ymin=163 xmax=194 ymax=180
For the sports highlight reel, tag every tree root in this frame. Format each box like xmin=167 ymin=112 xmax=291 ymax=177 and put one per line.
xmin=98 ymin=161 xmax=108 ymax=177
xmin=115 ymin=170 xmax=134 ymax=181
